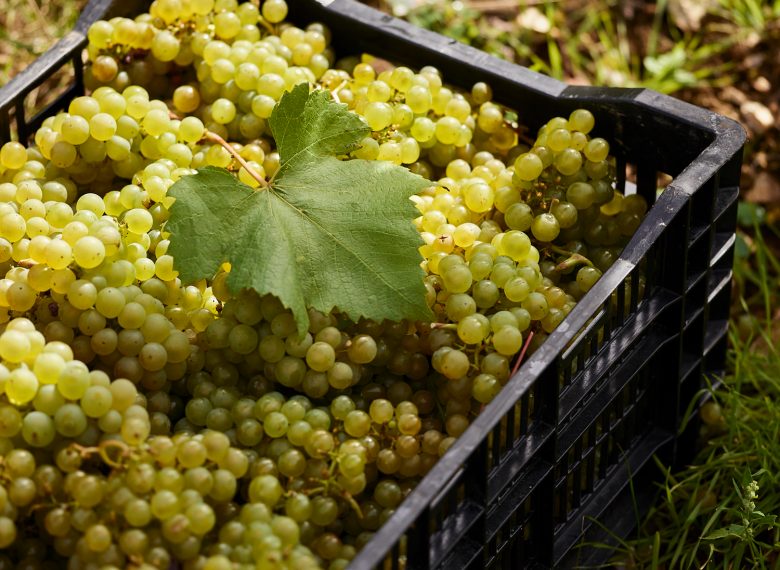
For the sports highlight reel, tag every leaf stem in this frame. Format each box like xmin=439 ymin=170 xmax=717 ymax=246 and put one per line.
xmin=202 ymin=130 xmax=269 ymax=189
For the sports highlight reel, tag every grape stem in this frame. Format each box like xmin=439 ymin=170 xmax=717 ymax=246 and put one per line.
xmin=510 ymin=330 xmax=535 ymax=377
xmin=331 ymin=80 xmax=348 ymax=104
xmin=167 ymin=110 xmax=269 ymax=189
xmin=98 ymin=440 xmax=131 ymax=467
xmin=341 ymin=490 xmax=364 ymax=518
xmin=256 ymin=15 xmax=276 ymax=35
xmin=202 ymin=130 xmax=270 ymax=189
xmin=554 ymin=253 xmax=594 ymax=273
xmin=71 ymin=440 xmax=131 ymax=467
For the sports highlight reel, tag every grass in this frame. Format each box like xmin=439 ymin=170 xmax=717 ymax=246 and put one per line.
xmin=0 ymin=0 xmax=88 ymax=133
xmin=0 ymin=0 xmax=85 ymax=83
xmin=396 ymin=0 xmax=738 ymax=93
xmin=592 ymin=221 xmax=780 ymax=568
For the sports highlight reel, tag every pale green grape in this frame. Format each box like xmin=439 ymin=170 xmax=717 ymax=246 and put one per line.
xmin=152 ymin=30 xmax=180 ymax=62
xmin=513 ymin=152 xmax=543 ymax=181
xmin=531 ymin=213 xmax=560 ymax=242
xmin=569 ymin=108 xmax=595 ymax=133
xmin=0 ymin=142 xmax=27 ymax=169
xmin=6 ymin=367 xmax=38 ymax=405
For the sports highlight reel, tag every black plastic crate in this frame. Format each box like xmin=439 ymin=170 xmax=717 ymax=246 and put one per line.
xmin=0 ymin=1 xmax=745 ymax=568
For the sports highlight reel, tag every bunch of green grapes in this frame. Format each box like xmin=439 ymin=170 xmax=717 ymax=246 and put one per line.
xmin=0 ymin=0 xmax=654 ymax=567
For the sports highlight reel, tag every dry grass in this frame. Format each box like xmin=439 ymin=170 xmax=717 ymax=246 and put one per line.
xmin=0 ymin=0 xmax=88 ymax=133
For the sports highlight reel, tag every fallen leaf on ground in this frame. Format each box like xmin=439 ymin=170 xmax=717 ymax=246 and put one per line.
xmin=741 ymin=100 xmax=775 ymax=136
xmin=745 ymin=171 xmax=780 ymax=204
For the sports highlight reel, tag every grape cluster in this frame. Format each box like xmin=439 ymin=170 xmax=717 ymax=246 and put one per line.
xmin=0 ymin=0 xmax=650 ymax=567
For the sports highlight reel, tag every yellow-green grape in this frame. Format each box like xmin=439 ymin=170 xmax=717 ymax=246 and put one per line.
xmin=363 ymin=102 xmax=393 ymax=131
xmin=584 ymin=138 xmax=610 ymax=162
xmin=531 ymin=213 xmax=560 ymax=242
xmin=1 ymin=142 xmax=28 ymax=170
xmin=554 ymin=148 xmax=583 ymax=176
xmin=513 ymin=152 xmax=543 ymax=181
xmin=569 ymin=108 xmax=595 ymax=134
xmin=152 ymin=30 xmax=181 ymax=62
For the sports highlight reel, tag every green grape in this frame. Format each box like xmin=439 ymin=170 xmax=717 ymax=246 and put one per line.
xmin=566 ymin=182 xmax=596 ymax=210
xmin=541 ymin=307 xmax=566 ymax=333
xmin=477 ymin=103 xmax=503 ymax=133
xmin=60 ymin=115 xmax=91 ymax=145
xmin=0 ymin=142 xmax=27 ymax=169
xmin=554 ymin=148 xmax=583 ymax=176
xmin=576 ymin=266 xmax=602 ymax=292
xmin=442 ymin=264 xmax=472 ymax=294
xmin=6 ymin=367 xmax=38 ymax=405
xmin=186 ymin=503 xmax=216 ymax=535
xmin=432 ymin=347 xmax=470 ymax=379
xmin=492 ymin=326 xmax=523 ymax=356
xmin=89 ymin=112 xmax=117 ymax=141
xmin=151 ymin=30 xmax=181 ymax=62
xmin=503 ymin=276 xmax=531 ymax=302
xmin=531 ymin=213 xmax=560 ymax=242
xmin=72 ymin=236 xmax=106 ymax=269
xmin=327 ymin=396 xmax=353 ymax=422
xmin=264 ymin=410 xmax=289 ymax=438
xmin=473 ymin=279 xmax=500 ymax=309
xmin=346 ymin=334 xmax=377 ymax=364
xmin=410 ymin=117 xmax=435 ymax=142
xmin=552 ymin=201 xmax=578 ymax=229
xmin=363 ymin=102 xmax=393 ymax=131
xmin=122 ymin=416 xmax=151 ymax=446
xmin=513 ymin=152 xmax=543 ymax=181
xmin=368 ymin=398 xmax=394 ymax=424
xmin=5 ymin=282 xmax=36 ymax=312
xmin=455 ymin=315 xmax=484 ymax=344
xmin=343 ymin=410 xmax=370 ymax=437
xmin=22 ymin=411 xmax=55 ymax=447
xmin=500 ymin=230 xmax=531 ymax=260
xmin=0 ymin=405 xmax=21 ymax=438
xmin=285 ymin=493 xmax=312 ymax=522
xmin=463 ymin=181 xmax=493 ymax=213
xmin=522 ymin=291 xmax=549 ymax=320
xmin=0 ymin=518 xmax=16 ymax=549
xmin=327 ymin=362 xmax=353 ymax=389
xmin=249 ymin=474 xmax=282 ymax=507
xmin=50 ymin=141 xmax=78 ymax=167
xmin=568 ymin=108 xmax=595 ymax=134
xmin=398 ymin=413 xmax=421 ymax=435
xmin=444 ymin=293 xmax=476 ymax=321
xmin=57 ymin=360 xmax=90 ymax=400
xmin=305 ymin=341 xmax=335 ymax=372
xmin=583 ymin=137 xmax=608 ymax=162
xmin=151 ymin=489 xmax=180 ymax=520
xmin=80 ymin=385 xmax=113 ymax=418
xmin=547 ymin=128 xmax=572 ymax=152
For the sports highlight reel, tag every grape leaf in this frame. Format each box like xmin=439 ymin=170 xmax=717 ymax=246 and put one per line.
xmin=166 ymin=83 xmax=433 ymax=334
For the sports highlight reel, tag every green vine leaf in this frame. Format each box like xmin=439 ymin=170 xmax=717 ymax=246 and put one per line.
xmin=166 ymin=83 xmax=433 ymax=334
